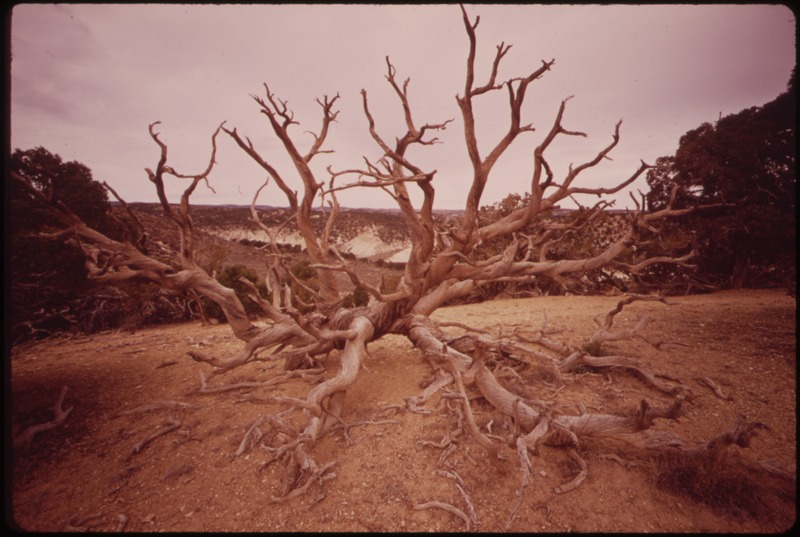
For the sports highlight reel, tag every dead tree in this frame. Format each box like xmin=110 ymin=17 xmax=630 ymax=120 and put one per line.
xmin=13 ymin=4 xmax=792 ymax=517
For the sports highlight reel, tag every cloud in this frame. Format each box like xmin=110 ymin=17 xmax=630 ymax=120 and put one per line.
xmin=10 ymin=4 xmax=796 ymax=210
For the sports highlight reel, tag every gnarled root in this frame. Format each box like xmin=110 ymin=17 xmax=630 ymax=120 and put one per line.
xmin=271 ymin=445 xmax=338 ymax=503
xmin=649 ymin=417 xmax=796 ymax=522
xmin=553 ymin=396 xmax=685 ymax=442
xmin=471 ymin=351 xmax=687 ymax=495
xmin=554 ymin=448 xmax=588 ymax=494
xmin=63 ymin=512 xmax=103 ymax=532
xmin=129 ymin=418 xmax=182 ymax=457
xmin=187 ymin=322 xmax=317 ymax=374
xmin=413 ymin=501 xmax=471 ymax=530
xmin=266 ymin=316 xmax=374 ymax=500
xmin=14 ymin=385 xmax=73 ymax=449
xmin=559 ymin=351 xmax=691 ymax=396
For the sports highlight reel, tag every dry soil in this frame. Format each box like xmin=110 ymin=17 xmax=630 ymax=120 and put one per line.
xmin=8 ymin=289 xmax=796 ymax=532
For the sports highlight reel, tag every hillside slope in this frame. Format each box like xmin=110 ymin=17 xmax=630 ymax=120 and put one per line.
xmin=125 ymin=203 xmax=420 ymax=263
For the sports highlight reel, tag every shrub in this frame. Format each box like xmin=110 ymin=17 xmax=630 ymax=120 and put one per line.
xmin=352 ymin=287 xmax=370 ymax=307
xmin=290 ymin=259 xmax=316 ymax=281
xmin=202 ymin=264 xmax=267 ymax=321
xmin=288 ymin=259 xmax=318 ymax=311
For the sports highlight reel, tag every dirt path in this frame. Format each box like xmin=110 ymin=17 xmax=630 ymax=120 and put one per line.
xmin=9 ymin=289 xmax=796 ymax=532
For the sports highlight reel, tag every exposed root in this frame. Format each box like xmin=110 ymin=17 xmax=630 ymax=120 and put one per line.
xmin=14 ymin=385 xmax=73 ymax=448
xmin=697 ymin=376 xmax=732 ymax=400
xmin=187 ymin=323 xmax=317 ymax=374
xmin=129 ymin=418 xmax=181 ymax=456
xmin=270 ymin=460 xmax=338 ymax=504
xmin=593 ymin=294 xmax=670 ymax=333
xmin=234 ymin=394 xmax=323 ymax=416
xmin=118 ymin=400 xmax=191 ymax=416
xmin=236 ymin=416 xmax=267 ymax=456
xmin=413 ymin=500 xmax=471 ymax=530
xmin=190 ymin=368 xmax=325 ymax=395
xmin=437 ymin=469 xmax=478 ymax=526
xmin=114 ymin=514 xmax=128 ymax=532
xmin=406 ymin=369 xmax=453 ymax=413
xmin=506 ymin=436 xmax=534 ymax=529
xmin=396 ymin=307 xmax=792 ymax=524
xmin=160 ymin=464 xmax=195 ymax=482
xmin=257 ymin=316 xmax=374 ymax=501
xmin=588 ymin=314 xmax=664 ymax=351
xmin=600 ymin=452 xmax=637 ymax=469
xmin=63 ymin=512 xmax=103 ymax=532
xmin=583 ymin=295 xmax=695 ymax=355
xmin=559 ymin=351 xmax=690 ymax=396
xmin=437 ymin=320 xmax=492 ymax=334
xmin=553 ymin=397 xmax=685 ymax=441
xmin=520 ymin=413 xmax=552 ymax=454
xmin=511 ymin=312 xmax=573 ymax=356
xmin=474 ymin=357 xmax=541 ymax=431
xmin=438 ymin=444 xmax=459 ymax=466
xmin=406 ymin=315 xmax=474 ymax=371
xmin=650 ymin=418 xmax=795 ymax=522
xmin=446 ymin=359 xmax=506 ymax=472
xmin=377 ymin=403 xmax=404 ymax=417
xmin=443 ymin=325 xmax=555 ymax=367
xmin=96 ymin=294 xmax=791 ymax=526
xmin=295 ymin=318 xmax=373 ymax=443
xmin=418 ymin=398 xmax=464 ymax=457
xmin=554 ymin=448 xmax=588 ymax=494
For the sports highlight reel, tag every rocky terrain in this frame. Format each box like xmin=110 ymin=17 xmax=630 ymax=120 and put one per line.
xmin=125 ymin=203 xmax=636 ymax=267
xmin=127 ymin=203 xmax=428 ymax=264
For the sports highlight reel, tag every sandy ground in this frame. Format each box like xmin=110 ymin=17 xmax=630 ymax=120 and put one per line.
xmin=8 ymin=289 xmax=796 ymax=532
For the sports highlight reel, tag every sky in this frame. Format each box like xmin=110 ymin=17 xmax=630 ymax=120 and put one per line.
xmin=9 ymin=3 xmax=796 ymax=211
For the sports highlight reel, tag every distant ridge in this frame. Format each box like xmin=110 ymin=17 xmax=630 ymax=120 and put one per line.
xmin=115 ymin=201 xmax=466 ymax=215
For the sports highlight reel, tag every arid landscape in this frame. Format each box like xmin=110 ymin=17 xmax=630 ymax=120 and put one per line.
xmin=9 ymin=4 xmax=795 ymax=534
xmin=10 ymin=288 xmax=796 ymax=532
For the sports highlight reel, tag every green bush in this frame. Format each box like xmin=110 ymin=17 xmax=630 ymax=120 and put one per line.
xmin=202 ymin=264 xmax=267 ymax=321
xmin=342 ymin=287 xmax=370 ymax=309
xmin=286 ymin=259 xmax=318 ymax=311
xmin=290 ymin=259 xmax=316 ymax=281
xmin=9 ymin=146 xmax=139 ymax=342
xmin=352 ymin=286 xmax=370 ymax=306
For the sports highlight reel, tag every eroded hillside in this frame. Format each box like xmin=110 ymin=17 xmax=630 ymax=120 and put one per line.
xmin=126 ymin=203 xmax=420 ymax=263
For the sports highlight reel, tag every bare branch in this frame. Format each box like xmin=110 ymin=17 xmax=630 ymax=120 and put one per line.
xmin=101 ymin=180 xmax=148 ymax=251
xmin=224 ymin=126 xmax=298 ymax=211
xmin=311 ymin=256 xmax=409 ymax=304
xmin=304 ymin=93 xmax=340 ymax=162
xmin=614 ymin=250 xmax=698 ymax=274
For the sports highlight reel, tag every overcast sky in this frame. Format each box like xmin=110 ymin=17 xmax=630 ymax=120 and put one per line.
xmin=9 ymin=3 xmax=796 ymax=210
